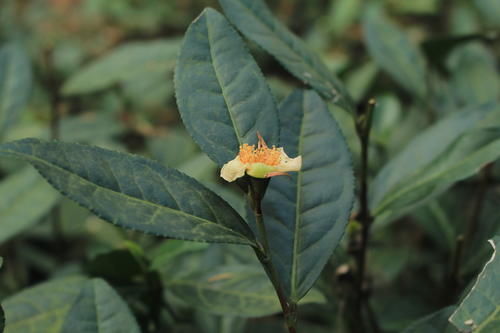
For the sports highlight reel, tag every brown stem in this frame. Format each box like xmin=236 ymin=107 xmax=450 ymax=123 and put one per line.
xmin=346 ymin=99 xmax=378 ymax=333
xmin=354 ymin=99 xmax=376 ymax=311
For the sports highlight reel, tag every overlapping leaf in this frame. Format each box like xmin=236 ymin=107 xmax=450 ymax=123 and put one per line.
xmin=2 ymin=277 xmax=86 ymax=333
xmin=403 ymin=306 xmax=457 ymax=333
xmin=0 ymin=167 xmax=60 ymax=244
xmin=362 ymin=5 xmax=428 ymax=99
xmin=60 ymin=279 xmax=140 ymax=333
xmin=219 ymin=0 xmax=354 ymax=112
xmin=0 ymin=43 xmax=32 ymax=139
xmin=175 ymin=8 xmax=279 ymax=166
xmin=449 ymin=237 xmax=500 ymax=332
xmin=167 ymin=264 xmax=325 ymax=317
xmin=262 ymin=90 xmax=354 ymax=301
xmin=371 ymin=104 xmax=500 ymax=226
xmin=0 ymin=139 xmax=256 ymax=245
xmin=63 ymin=39 xmax=180 ymax=95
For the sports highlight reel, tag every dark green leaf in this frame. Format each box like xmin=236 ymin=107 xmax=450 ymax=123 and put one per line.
xmin=86 ymin=249 xmax=145 ymax=284
xmin=167 ymin=264 xmax=324 ymax=317
xmin=175 ymin=8 xmax=279 ymax=166
xmin=362 ymin=6 xmax=428 ymax=99
xmin=0 ymin=43 xmax=32 ymax=139
xmin=218 ymin=0 xmax=354 ymax=112
xmin=403 ymin=306 xmax=457 ymax=333
xmin=262 ymin=90 xmax=355 ymax=301
xmin=2 ymin=277 xmax=86 ymax=333
xmin=0 ymin=139 xmax=256 ymax=245
xmin=0 ymin=167 xmax=60 ymax=244
xmin=60 ymin=278 xmax=140 ymax=333
xmin=63 ymin=39 xmax=180 ymax=95
xmin=450 ymin=237 xmax=500 ymax=332
xmin=371 ymin=105 xmax=500 ymax=226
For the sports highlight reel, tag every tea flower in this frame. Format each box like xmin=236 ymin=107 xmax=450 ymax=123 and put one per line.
xmin=220 ymin=133 xmax=302 ymax=182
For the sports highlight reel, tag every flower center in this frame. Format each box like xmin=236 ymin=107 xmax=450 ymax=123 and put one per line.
xmin=238 ymin=143 xmax=281 ymax=166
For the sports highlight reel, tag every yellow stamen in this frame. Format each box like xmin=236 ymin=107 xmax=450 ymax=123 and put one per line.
xmin=238 ymin=143 xmax=281 ymax=166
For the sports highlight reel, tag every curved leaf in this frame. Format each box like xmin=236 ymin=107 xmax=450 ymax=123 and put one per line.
xmin=2 ymin=277 xmax=86 ymax=333
xmin=175 ymin=8 xmax=279 ymax=166
xmin=167 ymin=265 xmax=325 ymax=317
xmin=219 ymin=0 xmax=354 ymax=112
xmin=0 ymin=43 xmax=32 ymax=139
xmin=0 ymin=167 xmax=60 ymax=244
xmin=450 ymin=237 xmax=500 ymax=332
xmin=0 ymin=139 xmax=256 ymax=246
xmin=362 ymin=5 xmax=428 ymax=99
xmin=403 ymin=306 xmax=457 ymax=333
xmin=262 ymin=90 xmax=355 ymax=301
xmin=63 ymin=39 xmax=180 ymax=95
xmin=61 ymin=279 xmax=140 ymax=333
xmin=371 ymin=105 xmax=500 ymax=226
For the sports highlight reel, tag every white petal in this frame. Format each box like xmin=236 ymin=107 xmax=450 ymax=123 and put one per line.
xmin=277 ymin=149 xmax=302 ymax=172
xmin=220 ymin=157 xmax=247 ymax=182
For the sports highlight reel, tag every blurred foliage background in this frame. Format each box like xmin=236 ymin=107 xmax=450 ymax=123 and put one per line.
xmin=0 ymin=0 xmax=499 ymax=332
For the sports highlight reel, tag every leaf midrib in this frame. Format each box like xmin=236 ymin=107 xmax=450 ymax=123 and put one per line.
xmin=227 ymin=0 xmax=336 ymax=94
xmin=205 ymin=14 xmax=243 ymax=146
xmin=290 ymin=95 xmax=306 ymax=301
xmin=1 ymin=148 xmax=252 ymax=244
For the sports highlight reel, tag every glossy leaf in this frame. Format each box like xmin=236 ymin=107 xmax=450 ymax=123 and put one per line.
xmin=371 ymin=105 xmax=500 ymax=226
xmin=0 ymin=167 xmax=60 ymax=244
xmin=0 ymin=139 xmax=256 ymax=245
xmin=62 ymin=39 xmax=180 ymax=95
xmin=362 ymin=6 xmax=428 ymax=99
xmin=2 ymin=277 xmax=86 ymax=333
xmin=450 ymin=237 xmax=500 ymax=332
xmin=175 ymin=8 xmax=279 ymax=166
xmin=167 ymin=264 xmax=325 ymax=317
xmin=60 ymin=279 xmax=140 ymax=333
xmin=403 ymin=306 xmax=457 ymax=333
xmin=218 ymin=0 xmax=354 ymax=112
xmin=262 ymin=90 xmax=355 ymax=301
xmin=0 ymin=43 xmax=32 ymax=139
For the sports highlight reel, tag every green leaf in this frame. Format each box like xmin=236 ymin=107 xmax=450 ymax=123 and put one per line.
xmin=0 ymin=139 xmax=256 ymax=246
xmin=62 ymin=39 xmax=180 ymax=95
xmin=175 ymin=8 xmax=279 ymax=166
xmin=195 ymin=311 xmax=246 ymax=333
xmin=403 ymin=306 xmax=457 ymax=333
xmin=150 ymin=240 xmax=209 ymax=271
xmin=2 ymin=276 xmax=86 ymax=333
xmin=362 ymin=5 xmax=428 ymax=99
xmin=262 ymin=90 xmax=355 ymax=301
xmin=0 ymin=304 xmax=4 ymax=333
xmin=450 ymin=237 xmax=500 ymax=332
xmin=167 ymin=264 xmax=325 ymax=317
xmin=0 ymin=167 xmax=60 ymax=244
xmin=473 ymin=0 xmax=500 ymax=27
xmin=448 ymin=44 xmax=500 ymax=108
xmin=0 ymin=43 xmax=32 ymax=139
xmin=218 ymin=0 xmax=354 ymax=112
xmin=371 ymin=105 xmax=500 ymax=226
xmin=60 ymin=278 xmax=140 ymax=333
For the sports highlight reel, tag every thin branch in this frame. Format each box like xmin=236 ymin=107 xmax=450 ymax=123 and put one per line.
xmin=249 ymin=179 xmax=298 ymax=333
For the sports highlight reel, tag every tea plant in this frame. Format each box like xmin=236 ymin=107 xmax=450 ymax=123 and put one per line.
xmin=0 ymin=0 xmax=499 ymax=332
